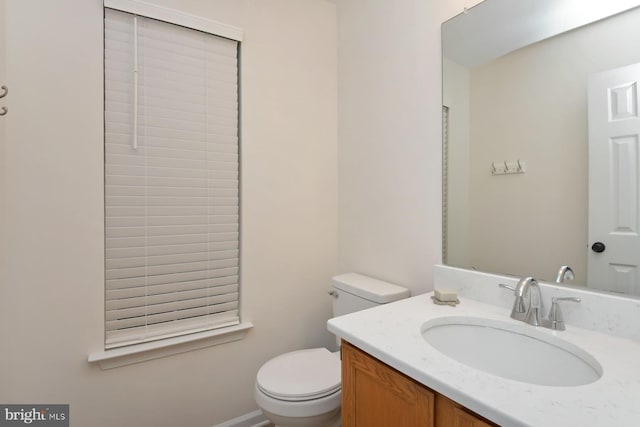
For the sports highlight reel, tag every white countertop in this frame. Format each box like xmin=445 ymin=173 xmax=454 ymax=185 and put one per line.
xmin=327 ymin=293 xmax=640 ymax=427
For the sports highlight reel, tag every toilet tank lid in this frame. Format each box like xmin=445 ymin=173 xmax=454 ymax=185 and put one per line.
xmin=332 ymin=273 xmax=410 ymax=303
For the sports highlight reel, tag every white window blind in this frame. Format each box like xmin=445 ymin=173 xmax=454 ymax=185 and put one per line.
xmin=104 ymin=8 xmax=240 ymax=349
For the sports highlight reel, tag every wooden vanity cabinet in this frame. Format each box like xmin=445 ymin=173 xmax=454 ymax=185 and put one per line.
xmin=341 ymin=340 xmax=435 ymax=426
xmin=341 ymin=341 xmax=497 ymax=427
xmin=435 ymin=394 xmax=495 ymax=427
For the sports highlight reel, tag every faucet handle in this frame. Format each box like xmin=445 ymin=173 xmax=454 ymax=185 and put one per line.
xmin=545 ymin=297 xmax=581 ymax=331
xmin=498 ymin=283 xmax=515 ymax=291
xmin=554 ymin=297 xmax=581 ymax=303
xmin=498 ymin=283 xmax=527 ymax=321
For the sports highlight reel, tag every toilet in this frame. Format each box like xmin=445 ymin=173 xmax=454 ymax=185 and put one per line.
xmin=255 ymin=273 xmax=410 ymax=427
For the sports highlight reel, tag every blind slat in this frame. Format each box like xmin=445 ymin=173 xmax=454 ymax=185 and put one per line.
xmin=106 ymin=249 xmax=238 ymax=269
xmin=107 ymin=281 xmax=239 ymax=302
xmin=106 ymin=240 xmax=238 ymax=259
xmin=106 ymin=286 xmax=239 ymax=311
xmin=106 ymin=215 xmax=238 ymax=227
xmin=105 ymin=311 xmax=240 ymax=347
xmin=106 ymin=301 xmax=238 ymax=331
xmin=106 ymin=223 xmax=239 ymax=238
xmin=105 ymin=258 xmax=239 ymax=280
xmin=106 ymin=292 xmax=239 ymax=322
xmin=106 ymin=267 xmax=239 ymax=291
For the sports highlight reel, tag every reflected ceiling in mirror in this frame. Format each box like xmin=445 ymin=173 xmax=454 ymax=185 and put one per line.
xmin=442 ymin=0 xmax=640 ymax=296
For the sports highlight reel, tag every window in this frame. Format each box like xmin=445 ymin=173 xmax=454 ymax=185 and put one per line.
xmin=104 ymin=6 xmax=241 ymax=349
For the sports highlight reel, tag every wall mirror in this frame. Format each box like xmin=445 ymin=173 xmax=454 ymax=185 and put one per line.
xmin=442 ymin=0 xmax=640 ymax=296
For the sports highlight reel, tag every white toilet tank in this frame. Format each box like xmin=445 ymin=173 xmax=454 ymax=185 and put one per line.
xmin=331 ymin=273 xmax=410 ymax=317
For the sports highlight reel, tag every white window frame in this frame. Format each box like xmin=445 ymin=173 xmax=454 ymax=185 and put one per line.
xmin=105 ymin=0 xmax=243 ymax=42
xmin=89 ymin=0 xmax=251 ymax=369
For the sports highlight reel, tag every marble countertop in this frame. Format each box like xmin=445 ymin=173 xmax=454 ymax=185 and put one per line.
xmin=327 ymin=293 xmax=640 ymax=427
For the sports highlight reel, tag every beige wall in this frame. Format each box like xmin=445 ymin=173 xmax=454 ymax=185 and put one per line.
xmin=336 ymin=0 xmax=480 ymax=295
xmin=467 ymin=7 xmax=640 ymax=283
xmin=0 ymin=1 xmax=337 ymax=426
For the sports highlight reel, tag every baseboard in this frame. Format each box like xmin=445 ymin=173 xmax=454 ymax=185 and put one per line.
xmin=212 ymin=409 xmax=271 ymax=427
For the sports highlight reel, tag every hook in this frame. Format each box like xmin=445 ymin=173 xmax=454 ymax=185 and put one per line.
xmin=0 ymin=86 xmax=8 ymax=116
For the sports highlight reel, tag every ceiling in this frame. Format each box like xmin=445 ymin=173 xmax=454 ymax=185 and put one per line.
xmin=442 ymin=0 xmax=640 ymax=68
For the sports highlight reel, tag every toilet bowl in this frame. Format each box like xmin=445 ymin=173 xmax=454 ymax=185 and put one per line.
xmin=255 ymin=273 xmax=410 ymax=427
xmin=255 ymin=348 xmax=341 ymax=427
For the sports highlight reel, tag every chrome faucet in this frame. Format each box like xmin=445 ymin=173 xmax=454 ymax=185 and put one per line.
xmin=555 ymin=265 xmax=575 ymax=283
xmin=500 ymin=277 xmax=544 ymax=326
xmin=515 ymin=277 xmax=545 ymax=326
xmin=500 ymin=277 xmax=582 ymax=330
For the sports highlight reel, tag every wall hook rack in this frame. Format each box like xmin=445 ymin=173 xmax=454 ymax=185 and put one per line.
xmin=491 ymin=159 xmax=526 ymax=176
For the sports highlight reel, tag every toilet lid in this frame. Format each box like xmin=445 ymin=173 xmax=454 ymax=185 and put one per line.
xmin=256 ymin=348 xmax=341 ymax=401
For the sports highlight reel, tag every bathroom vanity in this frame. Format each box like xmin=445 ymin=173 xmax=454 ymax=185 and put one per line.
xmin=341 ymin=341 xmax=495 ymax=427
xmin=328 ymin=266 xmax=640 ymax=426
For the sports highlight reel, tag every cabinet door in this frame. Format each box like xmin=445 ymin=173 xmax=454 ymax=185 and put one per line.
xmin=342 ymin=341 xmax=435 ymax=427
xmin=435 ymin=394 xmax=495 ymax=427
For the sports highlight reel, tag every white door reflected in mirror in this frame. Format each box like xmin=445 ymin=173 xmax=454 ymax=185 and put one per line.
xmin=588 ymin=62 xmax=640 ymax=294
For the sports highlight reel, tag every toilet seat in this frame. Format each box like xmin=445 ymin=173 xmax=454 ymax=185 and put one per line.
xmin=256 ymin=348 xmax=341 ymax=401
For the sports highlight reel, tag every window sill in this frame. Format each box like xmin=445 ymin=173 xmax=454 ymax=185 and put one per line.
xmin=88 ymin=322 xmax=253 ymax=370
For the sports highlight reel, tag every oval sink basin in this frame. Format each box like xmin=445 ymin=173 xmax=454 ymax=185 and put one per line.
xmin=421 ymin=316 xmax=602 ymax=386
